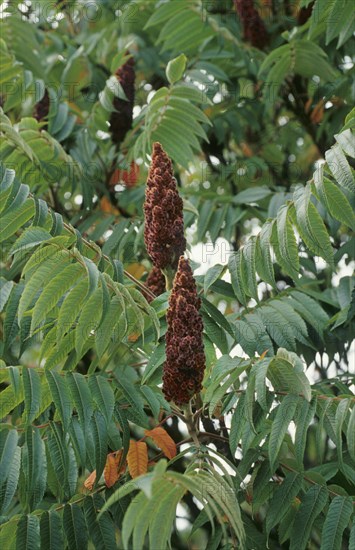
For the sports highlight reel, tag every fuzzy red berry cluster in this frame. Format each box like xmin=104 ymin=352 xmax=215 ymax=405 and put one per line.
xmin=110 ymin=55 xmax=135 ymax=145
xmin=234 ymin=0 xmax=269 ymax=50
xmin=144 ymin=143 xmax=186 ymax=271
xmin=162 ymin=257 xmax=206 ymax=405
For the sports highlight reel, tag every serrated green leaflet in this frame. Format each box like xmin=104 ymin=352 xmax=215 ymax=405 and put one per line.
xmin=31 ymin=262 xmax=83 ymax=333
xmin=266 ymin=472 xmax=303 ymax=535
xmin=294 ymin=398 xmax=317 ymax=466
xmin=46 ymin=370 xmax=72 ymax=431
xmin=40 ymin=511 xmax=64 ymax=550
xmin=276 ymin=205 xmax=299 ymax=280
xmin=56 ymin=278 xmax=88 ymax=343
xmin=268 ymin=353 xmax=311 ymax=401
xmin=19 ymin=250 xmax=72 ymax=321
xmin=63 ymin=504 xmax=88 ymax=550
xmin=83 ymin=494 xmax=117 ymax=550
xmin=320 ymin=495 xmax=353 ymax=550
xmin=269 ymin=394 xmax=300 ymax=470
xmin=91 ymin=411 xmax=108 ymax=483
xmin=89 ymin=375 xmax=115 ymax=424
xmin=16 ymin=514 xmax=40 ymax=550
xmin=0 ymin=200 xmax=34 ymax=243
xmin=22 ymin=367 xmax=41 ymax=425
xmin=75 ymin=286 xmax=103 ymax=356
xmin=290 ymin=485 xmax=328 ymax=550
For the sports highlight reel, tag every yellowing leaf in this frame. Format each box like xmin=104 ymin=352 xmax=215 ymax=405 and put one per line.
xmin=67 ymin=101 xmax=84 ymax=123
xmin=145 ymin=426 xmax=177 ymax=460
xmin=100 ymin=196 xmax=120 ymax=215
xmin=126 ymin=263 xmax=146 ymax=280
xmin=104 ymin=450 xmax=124 ymax=488
xmin=240 ymin=142 xmax=254 ymax=158
xmin=127 ymin=440 xmax=148 ymax=479
xmin=310 ymin=100 xmax=324 ymax=124
xmin=85 ymin=450 xmax=125 ymax=490
xmin=259 ymin=349 xmax=269 ymax=360
xmin=109 ymin=162 xmax=140 ymax=188
xmin=84 ymin=469 xmax=97 ymax=491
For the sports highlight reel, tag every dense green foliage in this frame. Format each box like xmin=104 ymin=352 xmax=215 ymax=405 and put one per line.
xmin=0 ymin=1 xmax=354 ymax=548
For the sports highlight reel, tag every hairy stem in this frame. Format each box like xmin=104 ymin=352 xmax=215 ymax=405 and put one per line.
xmin=182 ymin=402 xmax=200 ymax=448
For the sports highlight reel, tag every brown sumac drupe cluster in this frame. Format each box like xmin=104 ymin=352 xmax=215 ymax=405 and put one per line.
xmin=109 ymin=54 xmax=135 ymax=146
xmin=234 ymin=0 xmax=269 ymax=50
xmin=33 ymin=89 xmax=50 ymax=128
xmin=143 ymin=266 xmax=166 ymax=303
xmin=143 ymin=143 xmax=206 ymax=404
xmin=144 ymin=142 xmax=186 ymax=271
xmin=162 ymin=256 xmax=206 ymax=405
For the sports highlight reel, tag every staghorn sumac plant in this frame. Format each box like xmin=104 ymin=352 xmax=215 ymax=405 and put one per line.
xmin=0 ymin=1 xmax=354 ymax=549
